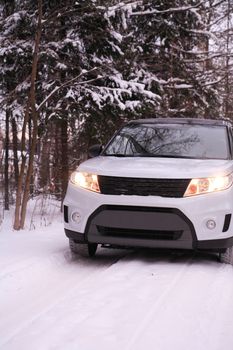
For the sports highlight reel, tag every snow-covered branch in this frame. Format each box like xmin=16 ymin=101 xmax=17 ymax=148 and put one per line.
xmin=131 ymin=2 xmax=204 ymax=16
xmin=182 ymin=28 xmax=217 ymax=40
xmin=184 ymin=53 xmax=233 ymax=63
xmin=0 ymin=75 xmax=31 ymax=108
xmin=202 ymin=77 xmax=226 ymax=87
xmin=106 ymin=1 xmax=142 ymax=17
xmin=36 ymin=68 xmax=101 ymax=112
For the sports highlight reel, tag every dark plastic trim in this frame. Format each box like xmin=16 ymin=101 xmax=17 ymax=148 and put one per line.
xmin=197 ymin=236 xmax=233 ymax=250
xmin=64 ymin=205 xmax=68 ymax=223
xmin=88 ymin=144 xmax=103 ymax=158
xmin=64 ymin=228 xmax=233 ymax=253
xmin=65 ymin=229 xmax=86 ymax=243
xmin=84 ymin=205 xmax=197 ymax=249
xmin=64 ymin=206 xmax=233 ymax=252
xmin=128 ymin=118 xmax=232 ymax=127
xmin=223 ymin=214 xmax=232 ymax=233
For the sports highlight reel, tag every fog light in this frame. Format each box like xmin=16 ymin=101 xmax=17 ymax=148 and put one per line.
xmin=206 ymin=220 xmax=216 ymax=230
xmin=71 ymin=212 xmax=81 ymax=223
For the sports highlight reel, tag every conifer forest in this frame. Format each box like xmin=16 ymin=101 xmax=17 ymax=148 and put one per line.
xmin=0 ymin=0 xmax=233 ymax=227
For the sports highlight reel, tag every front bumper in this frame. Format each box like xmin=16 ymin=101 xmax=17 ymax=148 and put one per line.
xmin=64 ymin=183 xmax=233 ymax=251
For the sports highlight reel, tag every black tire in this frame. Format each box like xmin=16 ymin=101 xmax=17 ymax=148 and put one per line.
xmin=219 ymin=247 xmax=233 ymax=265
xmin=69 ymin=239 xmax=98 ymax=257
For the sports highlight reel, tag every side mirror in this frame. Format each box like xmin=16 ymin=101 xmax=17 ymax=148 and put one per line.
xmin=88 ymin=144 xmax=103 ymax=158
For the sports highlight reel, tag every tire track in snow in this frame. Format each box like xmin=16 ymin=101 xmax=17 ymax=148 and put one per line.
xmin=125 ymin=254 xmax=233 ymax=350
xmin=1 ymin=250 xmax=196 ymax=350
xmin=198 ymin=263 xmax=233 ymax=350
xmin=0 ymin=247 xmax=130 ymax=348
xmin=3 ymin=247 xmax=233 ymax=350
xmin=124 ymin=252 xmax=195 ymax=350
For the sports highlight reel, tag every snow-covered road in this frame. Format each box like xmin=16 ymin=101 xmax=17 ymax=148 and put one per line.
xmin=1 ymin=216 xmax=233 ymax=350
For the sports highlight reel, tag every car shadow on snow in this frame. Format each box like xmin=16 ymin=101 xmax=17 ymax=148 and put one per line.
xmin=134 ymin=248 xmax=220 ymax=265
xmin=63 ymin=245 xmax=221 ymax=267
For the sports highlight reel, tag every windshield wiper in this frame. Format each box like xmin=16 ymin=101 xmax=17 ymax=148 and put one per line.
xmin=104 ymin=153 xmax=199 ymax=159
xmin=104 ymin=154 xmax=128 ymax=157
xmin=139 ymin=154 xmax=197 ymax=159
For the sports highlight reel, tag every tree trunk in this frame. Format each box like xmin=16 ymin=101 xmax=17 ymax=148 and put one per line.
xmin=4 ymin=109 xmax=10 ymax=210
xmin=38 ymin=131 xmax=51 ymax=190
xmin=11 ymin=117 xmax=19 ymax=187
xmin=61 ymin=118 xmax=68 ymax=201
xmin=53 ymin=121 xmax=61 ymax=198
xmin=28 ymin=117 xmax=34 ymax=195
xmin=224 ymin=0 xmax=231 ymax=119
xmin=20 ymin=109 xmax=39 ymax=228
xmin=13 ymin=0 xmax=43 ymax=230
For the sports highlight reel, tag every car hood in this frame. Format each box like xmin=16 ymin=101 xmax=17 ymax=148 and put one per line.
xmin=78 ymin=156 xmax=233 ymax=179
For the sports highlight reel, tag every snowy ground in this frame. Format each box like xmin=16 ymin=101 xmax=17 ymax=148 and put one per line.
xmin=1 ymin=205 xmax=233 ymax=350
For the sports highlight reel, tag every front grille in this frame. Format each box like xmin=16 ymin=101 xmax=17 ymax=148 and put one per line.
xmin=97 ymin=225 xmax=183 ymax=240
xmin=98 ymin=176 xmax=190 ymax=198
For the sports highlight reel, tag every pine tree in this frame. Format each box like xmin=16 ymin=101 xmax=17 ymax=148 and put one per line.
xmin=0 ymin=0 xmax=231 ymax=227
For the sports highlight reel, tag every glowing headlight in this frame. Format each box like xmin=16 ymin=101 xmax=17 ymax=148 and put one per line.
xmin=70 ymin=172 xmax=100 ymax=193
xmin=184 ymin=173 xmax=233 ymax=197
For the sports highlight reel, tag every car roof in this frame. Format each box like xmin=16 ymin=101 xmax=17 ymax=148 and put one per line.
xmin=128 ymin=118 xmax=232 ymax=127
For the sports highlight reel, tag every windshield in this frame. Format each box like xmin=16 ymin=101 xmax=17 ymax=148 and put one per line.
xmin=104 ymin=123 xmax=230 ymax=160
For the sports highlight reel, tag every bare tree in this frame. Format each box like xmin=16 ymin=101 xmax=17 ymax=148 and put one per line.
xmin=14 ymin=0 xmax=43 ymax=230
xmin=12 ymin=1 xmax=101 ymax=229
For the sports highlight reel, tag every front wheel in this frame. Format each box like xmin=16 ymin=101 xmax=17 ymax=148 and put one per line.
xmin=69 ymin=239 xmax=98 ymax=257
xmin=219 ymin=247 xmax=233 ymax=265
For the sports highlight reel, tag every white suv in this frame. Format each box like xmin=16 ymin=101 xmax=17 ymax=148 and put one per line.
xmin=64 ymin=118 xmax=233 ymax=264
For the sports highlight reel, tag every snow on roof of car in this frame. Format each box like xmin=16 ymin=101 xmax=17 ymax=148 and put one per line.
xmin=128 ymin=118 xmax=232 ymax=127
